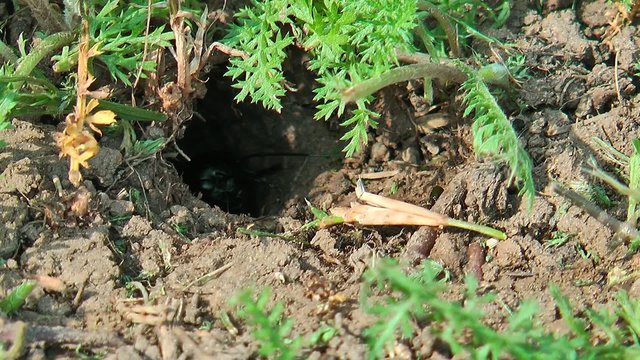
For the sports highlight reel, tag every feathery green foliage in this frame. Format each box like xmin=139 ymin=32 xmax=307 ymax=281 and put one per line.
xmin=224 ymin=0 xmax=536 ymax=204
xmin=231 ymin=287 xmax=339 ymax=359
xmin=0 ymin=0 xmax=172 ymax=149
xmin=460 ymin=63 xmax=535 ymax=205
xmin=231 ymin=287 xmax=303 ymax=359
xmin=362 ymin=258 xmax=640 ymax=359
xmin=609 ymin=0 xmax=634 ymax=11
xmin=361 ymin=259 xmax=447 ymax=358
xmin=567 ymin=138 xmax=640 ymax=251
xmin=223 ymin=0 xmax=511 ymax=156
xmin=224 ymin=0 xmax=419 ymax=155
xmin=230 ymin=258 xmax=640 ymax=358
xmin=223 ymin=1 xmax=294 ymax=113
xmin=0 ymin=32 xmax=75 ymax=147
xmin=52 ymin=0 xmax=174 ymax=86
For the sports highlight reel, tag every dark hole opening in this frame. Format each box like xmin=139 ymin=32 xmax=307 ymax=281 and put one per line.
xmin=172 ymin=66 xmax=341 ymax=217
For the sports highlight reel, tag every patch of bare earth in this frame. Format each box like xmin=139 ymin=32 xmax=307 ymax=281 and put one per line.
xmin=2 ymin=0 xmax=640 ymax=358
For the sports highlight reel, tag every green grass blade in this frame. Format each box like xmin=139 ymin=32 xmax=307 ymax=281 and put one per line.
xmin=0 ymin=281 xmax=36 ymax=314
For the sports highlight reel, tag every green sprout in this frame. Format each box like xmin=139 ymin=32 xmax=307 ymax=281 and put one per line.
xmin=199 ymin=320 xmax=214 ymax=331
xmin=231 ymin=287 xmax=303 ymax=360
xmin=0 ymin=281 xmax=36 ymax=315
xmin=174 ymin=223 xmax=189 ymax=237
xmin=362 ymin=258 xmax=640 ymax=359
xmin=555 ymin=138 xmax=640 ymax=252
xmin=231 ymin=287 xmax=349 ymax=359
xmin=389 ymin=181 xmax=399 ymax=195
xmin=0 ymin=0 xmax=171 ymax=157
xmin=545 ymin=231 xmax=572 ymax=248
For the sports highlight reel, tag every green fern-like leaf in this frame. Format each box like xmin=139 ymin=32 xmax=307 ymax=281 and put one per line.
xmin=231 ymin=287 xmax=303 ymax=359
xmin=460 ymin=64 xmax=535 ymax=206
xmin=224 ymin=1 xmax=296 ymax=112
xmin=224 ymin=0 xmax=417 ymax=152
xmin=339 ymin=102 xmax=379 ymax=157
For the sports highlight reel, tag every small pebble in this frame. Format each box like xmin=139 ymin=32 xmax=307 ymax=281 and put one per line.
xmin=5 ymin=258 xmax=18 ymax=269
xmin=419 ymin=136 xmax=440 ymax=155
xmin=370 ymin=142 xmax=390 ymax=162
xmin=401 ymin=146 xmax=420 ymax=164
xmin=485 ymin=238 xmax=499 ymax=249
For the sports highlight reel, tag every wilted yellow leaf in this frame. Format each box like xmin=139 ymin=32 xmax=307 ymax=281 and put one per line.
xmin=88 ymin=110 xmax=117 ymax=126
xmin=86 ymin=100 xmax=116 ymax=134
xmin=57 ymin=20 xmax=118 ymax=187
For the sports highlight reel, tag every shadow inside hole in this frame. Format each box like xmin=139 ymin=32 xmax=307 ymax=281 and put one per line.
xmin=172 ymin=68 xmax=341 ymax=217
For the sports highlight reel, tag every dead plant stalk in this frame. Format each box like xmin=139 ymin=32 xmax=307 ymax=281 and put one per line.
xmin=57 ymin=21 xmax=116 ymax=186
xmin=326 ymin=180 xmax=506 ymax=240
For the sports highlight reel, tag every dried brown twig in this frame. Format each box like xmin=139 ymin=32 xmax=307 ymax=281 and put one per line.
xmin=324 ymin=179 xmax=506 ymax=239
xmin=162 ymin=0 xmax=247 ymax=136
xmin=56 ymin=21 xmax=116 ymax=186
xmin=22 ymin=0 xmax=67 ymax=33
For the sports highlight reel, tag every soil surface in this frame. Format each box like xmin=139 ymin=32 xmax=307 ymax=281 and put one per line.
xmin=2 ymin=1 xmax=640 ymax=359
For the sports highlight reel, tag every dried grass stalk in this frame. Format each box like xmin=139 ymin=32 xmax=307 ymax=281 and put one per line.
xmin=23 ymin=0 xmax=67 ymax=33
xmin=326 ymin=179 xmax=506 ymax=240
xmin=355 ymin=180 xmax=448 ymax=224
xmin=331 ymin=203 xmax=446 ymax=226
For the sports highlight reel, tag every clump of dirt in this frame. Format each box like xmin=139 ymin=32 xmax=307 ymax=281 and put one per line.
xmin=2 ymin=1 xmax=640 ymax=359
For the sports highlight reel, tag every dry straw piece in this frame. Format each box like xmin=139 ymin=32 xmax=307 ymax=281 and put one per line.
xmin=326 ymin=179 xmax=506 ymax=240
xmin=57 ymin=21 xmax=116 ymax=186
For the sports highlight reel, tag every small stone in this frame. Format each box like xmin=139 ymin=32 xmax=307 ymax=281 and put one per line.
xmin=0 ymin=194 xmax=28 ymax=258
xmin=168 ymin=205 xmax=193 ymax=229
xmin=122 ymin=216 xmax=153 ymax=238
xmin=485 ymin=238 xmax=500 ymax=250
xmin=493 ymin=238 xmax=523 ymax=268
xmin=429 ymin=233 xmax=462 ymax=275
xmin=590 ymin=87 xmax=616 ymax=111
xmin=0 ymin=158 xmax=42 ymax=194
xmin=109 ymin=200 xmax=135 ymax=217
xmin=5 ymin=258 xmax=18 ymax=269
xmin=401 ymin=146 xmax=420 ymax=164
xmin=543 ymin=109 xmax=571 ymax=137
xmin=311 ymin=229 xmax=338 ymax=258
xmin=370 ymin=142 xmax=390 ymax=163
xmin=529 ymin=117 xmax=547 ymax=134
xmin=419 ymin=136 xmax=440 ymax=155
xmin=546 ymin=123 xmax=570 ymax=137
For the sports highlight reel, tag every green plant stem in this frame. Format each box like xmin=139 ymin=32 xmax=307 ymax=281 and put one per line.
xmin=342 ymin=63 xmax=466 ymax=103
xmin=0 ymin=75 xmax=59 ymax=92
xmin=5 ymin=321 xmax=25 ymax=360
xmin=416 ymin=0 xmax=461 ymax=57
xmin=0 ymin=40 xmax=18 ymax=65
xmin=446 ymin=218 xmax=506 ymax=240
xmin=15 ymin=32 xmax=75 ymax=77
xmin=628 ymin=140 xmax=640 ymax=224
xmin=395 ymin=50 xmax=434 ymax=64
xmin=552 ymin=182 xmax=639 ymax=243
xmin=97 ymin=100 xmax=168 ymax=122
xmin=584 ymin=160 xmax=640 ymax=202
xmin=413 ymin=25 xmax=439 ymax=61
